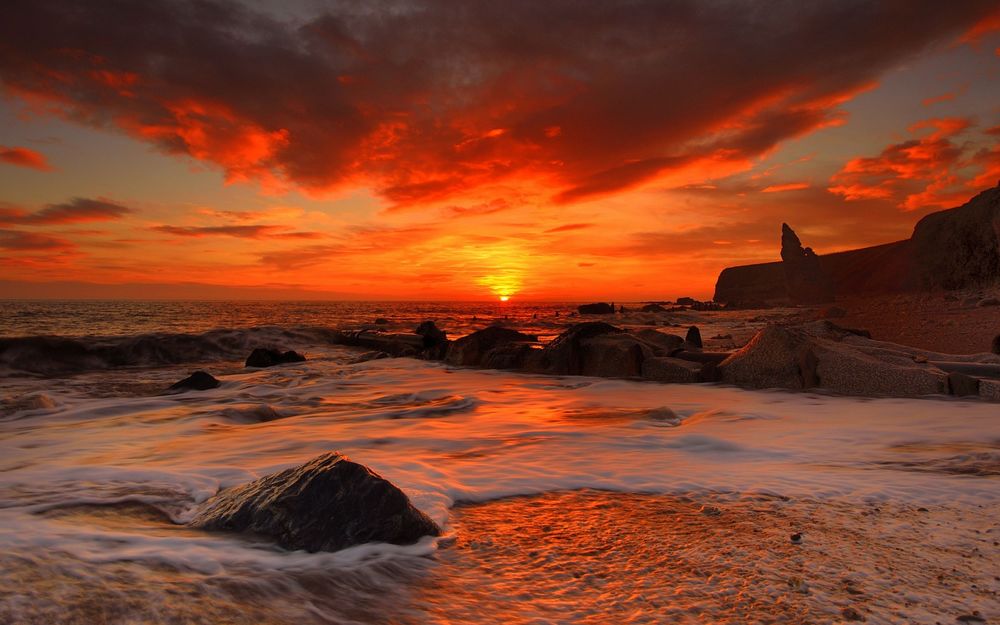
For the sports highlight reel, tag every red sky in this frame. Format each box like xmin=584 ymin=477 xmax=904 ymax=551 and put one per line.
xmin=1 ymin=0 xmax=999 ymax=300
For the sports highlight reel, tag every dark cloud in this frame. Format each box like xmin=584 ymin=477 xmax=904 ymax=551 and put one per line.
xmin=0 ymin=197 xmax=132 ymax=225
xmin=151 ymin=224 xmax=324 ymax=239
xmin=1 ymin=0 xmax=996 ymax=205
xmin=0 ymin=229 xmax=74 ymax=251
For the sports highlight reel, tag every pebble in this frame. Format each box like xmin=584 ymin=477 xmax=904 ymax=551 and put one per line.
xmin=841 ymin=606 xmax=865 ymax=621
xmin=790 ymin=532 xmax=803 ymax=544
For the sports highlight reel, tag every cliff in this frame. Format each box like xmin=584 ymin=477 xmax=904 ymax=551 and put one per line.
xmin=714 ymin=184 xmax=1000 ymax=304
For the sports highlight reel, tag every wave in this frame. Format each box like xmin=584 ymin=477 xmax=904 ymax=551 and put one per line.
xmin=0 ymin=326 xmax=346 ymax=375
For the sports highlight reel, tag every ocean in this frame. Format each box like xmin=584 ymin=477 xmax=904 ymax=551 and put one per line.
xmin=1 ymin=300 xmax=998 ymax=624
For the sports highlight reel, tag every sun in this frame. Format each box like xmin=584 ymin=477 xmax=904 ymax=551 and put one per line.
xmin=499 ymin=295 xmax=510 ymax=302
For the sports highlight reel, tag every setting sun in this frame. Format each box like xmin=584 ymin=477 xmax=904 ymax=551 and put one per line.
xmin=499 ymin=295 xmax=510 ymax=302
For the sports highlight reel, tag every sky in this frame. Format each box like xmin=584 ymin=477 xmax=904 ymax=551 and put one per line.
xmin=1 ymin=0 xmax=998 ymax=301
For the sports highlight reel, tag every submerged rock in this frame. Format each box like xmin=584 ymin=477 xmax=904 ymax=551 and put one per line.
xmin=167 ymin=370 xmax=220 ymax=391
xmin=577 ymin=302 xmax=614 ymax=315
xmin=190 ymin=452 xmax=440 ymax=553
xmin=245 ymin=348 xmax=306 ymax=368
xmin=640 ymin=303 xmax=667 ymax=313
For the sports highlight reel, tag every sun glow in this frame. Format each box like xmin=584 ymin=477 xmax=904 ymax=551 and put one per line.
xmin=499 ymin=295 xmax=510 ymax=302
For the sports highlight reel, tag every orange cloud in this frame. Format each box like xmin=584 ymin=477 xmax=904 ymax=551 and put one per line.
xmin=0 ymin=145 xmax=52 ymax=171
xmin=761 ymin=182 xmax=810 ymax=193
xmin=829 ymin=117 xmax=997 ymax=210
xmin=151 ymin=224 xmax=324 ymax=240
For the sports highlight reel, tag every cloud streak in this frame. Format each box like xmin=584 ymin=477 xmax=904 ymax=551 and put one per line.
xmin=0 ymin=197 xmax=132 ymax=225
xmin=0 ymin=145 xmax=52 ymax=171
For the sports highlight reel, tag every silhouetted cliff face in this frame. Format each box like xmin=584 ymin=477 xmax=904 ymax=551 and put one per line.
xmin=714 ymin=184 xmax=1000 ymax=304
xmin=911 ymin=186 xmax=1000 ymax=290
xmin=780 ymin=223 xmax=835 ymax=304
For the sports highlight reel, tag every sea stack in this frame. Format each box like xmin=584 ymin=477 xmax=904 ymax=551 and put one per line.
xmin=780 ymin=223 xmax=835 ymax=304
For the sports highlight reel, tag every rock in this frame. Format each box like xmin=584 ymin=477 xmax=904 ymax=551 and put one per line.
xmin=993 ymin=335 xmax=1000 ymax=355
xmin=819 ymin=305 xmax=847 ymax=319
xmin=414 ymin=320 xmax=447 ymax=347
xmin=947 ymin=372 xmax=981 ymax=397
xmin=790 ymin=533 xmax=803 ymax=544
xmin=575 ymin=334 xmax=647 ymax=377
xmin=577 ymin=302 xmax=614 ymax=315
xmin=167 ymin=370 xmax=220 ymax=391
xmin=445 ymin=327 xmax=537 ymax=367
xmin=685 ymin=326 xmax=703 ymax=349
xmin=781 ymin=223 xmax=835 ymax=304
xmin=719 ymin=321 xmax=952 ymax=397
xmin=245 ymin=348 xmax=306 ymax=368
xmin=676 ymin=297 xmax=697 ymax=306
xmin=641 ymin=356 xmax=702 ymax=383
xmin=640 ymin=303 xmax=667 ymax=313
xmin=190 ymin=452 xmax=439 ymax=553
xmin=978 ymin=297 xmax=1000 ymax=307
xmin=374 ymin=318 xmax=389 ymax=325
xmin=633 ymin=328 xmax=685 ymax=354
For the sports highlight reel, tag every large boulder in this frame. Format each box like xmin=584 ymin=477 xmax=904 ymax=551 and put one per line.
xmin=190 ymin=453 xmax=439 ymax=553
xmin=781 ymin=223 xmax=835 ymax=304
xmin=535 ymin=322 xmax=626 ymax=374
xmin=245 ymin=348 xmax=306 ymax=368
xmin=577 ymin=302 xmax=614 ymax=315
xmin=445 ymin=327 xmax=537 ymax=367
xmin=718 ymin=321 xmax=1000 ymax=398
xmin=632 ymin=329 xmax=685 ymax=354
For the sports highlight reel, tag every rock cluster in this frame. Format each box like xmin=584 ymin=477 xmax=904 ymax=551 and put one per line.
xmin=577 ymin=302 xmax=615 ymax=315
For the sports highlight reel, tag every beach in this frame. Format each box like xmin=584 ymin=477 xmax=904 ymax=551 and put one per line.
xmin=1 ymin=300 xmax=998 ymax=624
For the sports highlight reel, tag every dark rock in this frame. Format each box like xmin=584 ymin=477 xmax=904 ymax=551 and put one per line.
xmin=640 ymin=303 xmax=667 ymax=313
xmin=841 ymin=606 xmax=864 ymax=622
xmin=676 ymin=297 xmax=697 ymax=306
xmin=685 ymin=326 xmax=703 ymax=349
xmin=790 ymin=532 xmax=803 ymax=544
xmin=414 ymin=321 xmax=447 ymax=347
xmin=190 ymin=452 xmax=440 ymax=553
xmin=633 ymin=329 xmax=685 ymax=354
xmin=577 ymin=302 xmax=614 ymax=315
xmin=536 ymin=322 xmax=625 ymax=374
xmin=947 ymin=372 xmax=981 ymax=397
xmin=445 ymin=327 xmax=537 ymax=367
xmin=168 ymin=370 xmax=220 ymax=391
xmin=979 ymin=297 xmax=1000 ymax=307
xmin=992 ymin=335 xmax=1000 ymax=355
xmin=781 ymin=223 xmax=835 ymax=304
xmin=691 ymin=301 xmax=722 ymax=311
xmin=641 ymin=356 xmax=701 ymax=383
xmin=245 ymin=348 xmax=306 ymax=368
xmin=374 ymin=318 xmax=389 ymax=325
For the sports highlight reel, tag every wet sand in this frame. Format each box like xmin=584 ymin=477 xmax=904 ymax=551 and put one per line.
xmin=4 ymin=491 xmax=998 ymax=625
